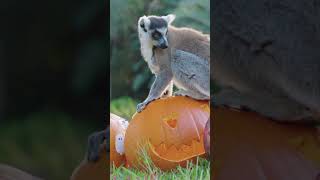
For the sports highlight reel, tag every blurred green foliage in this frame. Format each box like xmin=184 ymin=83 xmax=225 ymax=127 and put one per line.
xmin=0 ymin=112 xmax=97 ymax=180
xmin=110 ymin=0 xmax=210 ymax=101
xmin=110 ymin=96 xmax=138 ymax=120
xmin=1 ymin=0 xmax=106 ymax=179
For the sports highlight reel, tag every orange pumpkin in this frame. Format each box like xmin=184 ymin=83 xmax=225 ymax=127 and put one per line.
xmin=71 ymin=140 xmax=108 ymax=180
xmin=124 ymin=96 xmax=210 ymax=171
xmin=110 ymin=113 xmax=128 ymax=167
xmin=213 ymin=107 xmax=320 ymax=180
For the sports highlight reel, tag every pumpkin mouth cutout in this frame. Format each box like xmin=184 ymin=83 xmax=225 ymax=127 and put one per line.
xmin=149 ymin=135 xmax=205 ymax=161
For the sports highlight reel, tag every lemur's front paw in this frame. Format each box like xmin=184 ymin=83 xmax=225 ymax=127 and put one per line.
xmin=137 ymin=98 xmax=159 ymax=113
xmin=137 ymin=102 xmax=148 ymax=113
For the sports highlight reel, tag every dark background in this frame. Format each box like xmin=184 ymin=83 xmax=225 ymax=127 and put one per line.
xmin=0 ymin=0 xmax=107 ymax=179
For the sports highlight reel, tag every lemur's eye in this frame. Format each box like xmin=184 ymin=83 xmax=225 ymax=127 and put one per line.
xmin=152 ymin=31 xmax=161 ymax=40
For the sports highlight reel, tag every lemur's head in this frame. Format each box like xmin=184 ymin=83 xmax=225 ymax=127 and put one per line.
xmin=138 ymin=14 xmax=176 ymax=49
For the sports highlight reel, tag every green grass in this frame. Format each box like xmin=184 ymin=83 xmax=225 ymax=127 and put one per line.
xmin=110 ymin=97 xmax=210 ymax=180
xmin=111 ymin=144 xmax=210 ymax=179
xmin=111 ymin=157 xmax=210 ymax=179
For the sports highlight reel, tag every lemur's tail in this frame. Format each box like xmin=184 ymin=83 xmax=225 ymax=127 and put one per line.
xmin=0 ymin=164 xmax=42 ymax=180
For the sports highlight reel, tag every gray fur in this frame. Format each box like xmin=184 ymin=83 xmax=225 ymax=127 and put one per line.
xmin=212 ymin=33 xmax=320 ymax=122
xmin=214 ymin=88 xmax=314 ymax=121
xmin=211 ymin=0 xmax=320 ymax=123
xmin=172 ymin=50 xmax=210 ymax=99
xmin=137 ymin=14 xmax=210 ymax=112
xmin=148 ymin=16 xmax=167 ymax=29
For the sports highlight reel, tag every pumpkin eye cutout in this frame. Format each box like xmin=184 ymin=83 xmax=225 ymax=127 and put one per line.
xmin=166 ymin=118 xmax=177 ymax=128
xmin=164 ymin=114 xmax=178 ymax=128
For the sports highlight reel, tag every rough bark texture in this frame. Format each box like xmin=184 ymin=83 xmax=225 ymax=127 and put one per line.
xmin=211 ymin=0 xmax=320 ymax=80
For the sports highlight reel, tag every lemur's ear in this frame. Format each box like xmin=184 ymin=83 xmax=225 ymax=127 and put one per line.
xmin=139 ymin=16 xmax=149 ymax=32
xmin=163 ymin=14 xmax=176 ymax=24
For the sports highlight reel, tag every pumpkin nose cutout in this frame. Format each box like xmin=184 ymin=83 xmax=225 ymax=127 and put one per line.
xmin=165 ymin=118 xmax=177 ymax=128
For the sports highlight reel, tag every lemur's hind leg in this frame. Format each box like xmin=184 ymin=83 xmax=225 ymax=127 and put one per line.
xmin=214 ymin=88 xmax=313 ymax=122
xmin=174 ymin=89 xmax=208 ymax=100
xmin=213 ymin=88 xmax=243 ymax=109
xmin=172 ymin=50 xmax=210 ymax=100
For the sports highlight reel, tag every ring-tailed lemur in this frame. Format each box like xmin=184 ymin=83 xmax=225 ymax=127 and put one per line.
xmin=136 ymin=14 xmax=210 ymax=112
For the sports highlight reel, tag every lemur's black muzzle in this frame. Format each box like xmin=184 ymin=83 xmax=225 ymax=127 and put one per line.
xmin=159 ymin=43 xmax=168 ymax=49
xmin=156 ymin=37 xmax=168 ymax=49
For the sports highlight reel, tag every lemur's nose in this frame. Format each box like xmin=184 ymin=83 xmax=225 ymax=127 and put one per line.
xmin=159 ymin=44 xmax=168 ymax=49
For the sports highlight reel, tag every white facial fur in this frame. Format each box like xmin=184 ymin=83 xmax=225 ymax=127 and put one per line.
xmin=138 ymin=14 xmax=176 ymax=64
xmin=138 ymin=16 xmax=153 ymax=63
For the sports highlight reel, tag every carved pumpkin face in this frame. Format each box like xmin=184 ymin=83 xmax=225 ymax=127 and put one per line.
xmin=124 ymin=96 xmax=210 ymax=170
xmin=110 ymin=113 xmax=128 ymax=167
